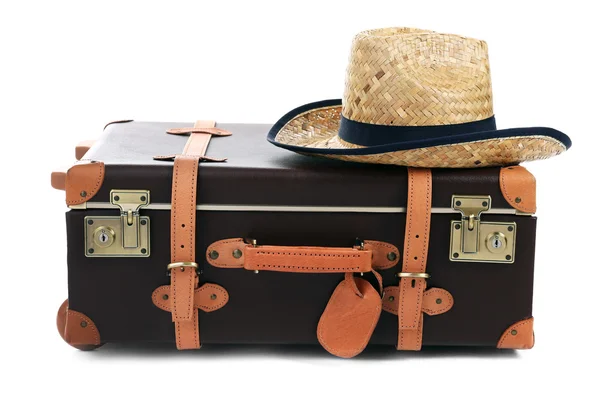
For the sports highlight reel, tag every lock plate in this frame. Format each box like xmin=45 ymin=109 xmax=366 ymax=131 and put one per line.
xmin=85 ymin=216 xmax=150 ymax=257
xmin=84 ymin=189 xmax=151 ymax=257
xmin=450 ymin=195 xmax=516 ymax=263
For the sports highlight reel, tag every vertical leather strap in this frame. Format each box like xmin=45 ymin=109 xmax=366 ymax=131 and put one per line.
xmin=170 ymin=120 xmax=216 ymax=350
xmin=397 ymin=167 xmax=432 ymax=351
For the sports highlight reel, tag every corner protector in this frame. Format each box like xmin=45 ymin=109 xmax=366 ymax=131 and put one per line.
xmin=497 ymin=317 xmax=534 ymax=349
xmin=65 ymin=161 xmax=105 ymax=206
xmin=56 ymin=300 xmax=102 ymax=350
xmin=51 ymin=171 xmax=67 ymax=191
xmin=500 ymin=166 xmax=536 ymax=213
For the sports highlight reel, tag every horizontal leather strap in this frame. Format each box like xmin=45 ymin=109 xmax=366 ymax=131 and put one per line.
xmin=152 ymin=284 xmax=229 ymax=313
xmin=206 ymin=238 xmax=399 ymax=271
xmin=246 ymin=245 xmax=371 ymax=273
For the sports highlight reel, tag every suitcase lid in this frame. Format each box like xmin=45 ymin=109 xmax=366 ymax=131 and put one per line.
xmin=80 ymin=121 xmax=521 ymax=213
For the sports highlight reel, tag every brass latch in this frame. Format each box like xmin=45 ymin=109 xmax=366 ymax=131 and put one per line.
xmin=84 ymin=189 xmax=150 ymax=257
xmin=111 ymin=190 xmax=150 ymax=249
xmin=450 ymin=195 xmax=516 ymax=263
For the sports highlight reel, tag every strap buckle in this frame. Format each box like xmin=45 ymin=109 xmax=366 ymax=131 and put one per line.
xmin=396 ymin=272 xmax=430 ymax=279
xmin=167 ymin=262 xmax=199 ymax=271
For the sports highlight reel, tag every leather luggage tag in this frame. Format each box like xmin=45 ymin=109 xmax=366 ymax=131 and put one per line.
xmin=317 ymin=274 xmax=382 ymax=358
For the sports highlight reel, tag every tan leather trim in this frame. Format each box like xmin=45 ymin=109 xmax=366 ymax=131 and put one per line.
xmin=363 ymin=240 xmax=400 ymax=270
xmin=206 ymin=238 xmax=246 ymax=268
xmin=382 ymin=286 xmax=454 ymax=316
xmin=152 ymin=283 xmax=229 ymax=313
xmin=169 ymin=120 xmax=223 ymax=350
xmin=245 ymin=245 xmax=372 ymax=273
xmin=397 ymin=167 xmax=432 ymax=351
xmin=206 ymin=238 xmax=396 ymax=271
xmin=75 ymin=140 xmax=95 ymax=160
xmin=51 ymin=171 xmax=66 ymax=190
xmin=317 ymin=275 xmax=382 ymax=358
xmin=497 ymin=317 xmax=535 ymax=349
xmin=500 ymin=166 xmax=536 ymax=213
xmin=65 ymin=161 xmax=105 ymax=205
xmin=56 ymin=300 xmax=102 ymax=350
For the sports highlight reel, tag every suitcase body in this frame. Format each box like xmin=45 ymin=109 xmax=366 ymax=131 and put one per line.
xmin=54 ymin=120 xmax=537 ymax=351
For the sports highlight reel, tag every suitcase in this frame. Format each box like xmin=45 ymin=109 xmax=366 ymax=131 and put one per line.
xmin=51 ymin=119 xmax=537 ymax=357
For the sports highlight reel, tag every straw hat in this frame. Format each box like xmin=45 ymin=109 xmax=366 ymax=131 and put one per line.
xmin=267 ymin=27 xmax=571 ymax=168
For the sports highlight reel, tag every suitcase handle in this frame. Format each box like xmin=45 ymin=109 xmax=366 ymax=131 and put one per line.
xmin=205 ymin=238 xmax=400 ymax=273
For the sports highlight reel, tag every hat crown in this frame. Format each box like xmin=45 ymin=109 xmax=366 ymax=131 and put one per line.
xmin=342 ymin=28 xmax=494 ymax=127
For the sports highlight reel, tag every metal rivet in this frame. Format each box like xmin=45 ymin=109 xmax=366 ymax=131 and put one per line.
xmin=209 ymin=250 xmax=219 ymax=260
xmin=507 ymin=226 xmax=514 ymax=232
xmin=141 ymin=220 xmax=147 ymax=226
xmin=482 ymin=201 xmax=488 ymax=207
xmin=141 ymin=248 xmax=147 ymax=254
xmin=452 ymin=252 xmax=459 ymax=258
xmin=80 ymin=191 xmax=87 ymax=197
xmin=436 ymin=298 xmax=442 ymax=304
xmin=455 ymin=201 xmax=462 ymax=207
xmin=232 ymin=249 xmax=243 ymax=259
xmin=113 ymin=195 xmax=120 ymax=201
xmin=88 ymin=248 xmax=94 ymax=254
xmin=387 ymin=252 xmax=397 ymax=261
xmin=506 ymin=255 xmax=512 ymax=261
xmin=454 ymin=224 xmax=461 ymax=230
xmin=511 ymin=329 xmax=518 ymax=336
xmin=210 ymin=294 xmax=217 ymax=300
xmin=388 ymin=296 xmax=395 ymax=302
xmin=80 ymin=321 xmax=88 ymax=328
xmin=515 ymin=197 xmax=522 ymax=203
xmin=88 ymin=220 xmax=94 ymax=225
xmin=162 ymin=294 xmax=169 ymax=300
xmin=140 ymin=196 xmax=146 ymax=202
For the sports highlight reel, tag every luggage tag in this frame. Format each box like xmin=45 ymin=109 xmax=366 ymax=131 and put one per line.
xmin=317 ymin=272 xmax=382 ymax=358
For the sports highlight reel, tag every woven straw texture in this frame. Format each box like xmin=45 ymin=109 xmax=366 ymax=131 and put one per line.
xmin=272 ymin=27 xmax=568 ymax=167
xmin=342 ymin=27 xmax=493 ymax=127
xmin=276 ymin=105 xmax=566 ymax=168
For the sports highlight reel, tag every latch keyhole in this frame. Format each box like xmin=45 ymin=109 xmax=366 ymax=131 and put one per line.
xmin=492 ymin=236 xmax=502 ymax=249
xmin=99 ymin=231 xmax=109 ymax=243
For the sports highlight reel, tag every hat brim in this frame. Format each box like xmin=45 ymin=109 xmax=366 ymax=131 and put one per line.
xmin=267 ymin=99 xmax=571 ymax=168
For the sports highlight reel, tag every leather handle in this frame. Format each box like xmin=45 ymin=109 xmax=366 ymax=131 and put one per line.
xmin=206 ymin=238 xmax=373 ymax=273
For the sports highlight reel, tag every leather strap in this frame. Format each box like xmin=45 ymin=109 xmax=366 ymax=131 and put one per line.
xmin=244 ymin=245 xmax=372 ymax=273
xmin=169 ymin=120 xmax=222 ymax=350
xmin=397 ymin=168 xmax=432 ymax=351
xmin=205 ymin=238 xmax=399 ymax=271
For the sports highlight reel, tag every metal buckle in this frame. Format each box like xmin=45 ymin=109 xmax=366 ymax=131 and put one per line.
xmin=396 ymin=272 xmax=430 ymax=279
xmin=167 ymin=262 xmax=199 ymax=271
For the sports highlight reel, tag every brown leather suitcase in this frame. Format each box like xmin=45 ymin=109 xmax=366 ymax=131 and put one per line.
xmin=51 ymin=120 xmax=536 ymax=356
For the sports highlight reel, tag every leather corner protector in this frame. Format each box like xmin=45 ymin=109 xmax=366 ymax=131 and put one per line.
xmin=103 ymin=119 xmax=133 ymax=130
xmin=75 ymin=140 xmax=96 ymax=160
xmin=363 ymin=240 xmax=400 ymax=270
xmin=65 ymin=161 xmax=105 ymax=205
xmin=206 ymin=238 xmax=246 ymax=268
xmin=51 ymin=171 xmax=67 ymax=191
xmin=382 ymin=286 xmax=453 ymax=316
xmin=497 ymin=317 xmax=534 ymax=349
xmin=57 ymin=300 xmax=102 ymax=350
xmin=500 ymin=166 xmax=536 ymax=213
xmin=152 ymin=283 xmax=229 ymax=313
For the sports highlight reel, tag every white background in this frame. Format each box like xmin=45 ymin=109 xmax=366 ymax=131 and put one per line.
xmin=1 ymin=0 xmax=597 ymax=399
